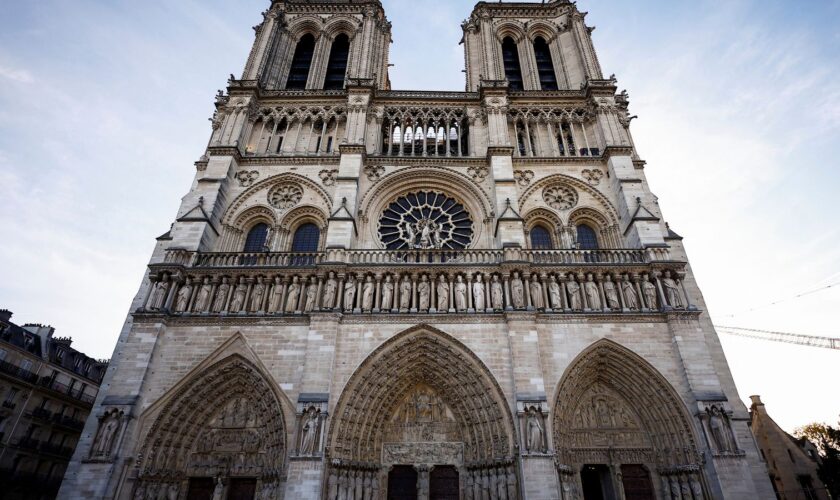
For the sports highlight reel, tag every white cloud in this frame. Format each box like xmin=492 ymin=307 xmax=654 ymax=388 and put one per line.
xmin=0 ymin=64 xmax=33 ymax=83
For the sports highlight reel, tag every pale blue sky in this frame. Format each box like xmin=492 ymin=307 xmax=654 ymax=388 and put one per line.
xmin=0 ymin=0 xmax=838 ymax=432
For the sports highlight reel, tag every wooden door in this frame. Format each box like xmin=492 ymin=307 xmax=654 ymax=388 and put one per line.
xmin=620 ymin=465 xmax=654 ymax=500
xmin=430 ymin=466 xmax=459 ymax=500
xmin=186 ymin=478 xmax=215 ymax=500
xmin=388 ymin=465 xmax=418 ymax=500
xmin=227 ymin=478 xmax=257 ymax=500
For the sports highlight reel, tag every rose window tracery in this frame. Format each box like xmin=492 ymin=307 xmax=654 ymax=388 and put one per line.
xmin=268 ymin=183 xmax=303 ymax=210
xmin=543 ymin=184 xmax=578 ymax=210
xmin=378 ymin=191 xmax=473 ymax=250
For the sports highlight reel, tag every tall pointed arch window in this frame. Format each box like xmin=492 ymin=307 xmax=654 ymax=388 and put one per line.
xmin=324 ymin=34 xmax=350 ymax=90
xmin=286 ymin=33 xmax=316 ymax=90
xmin=501 ymin=37 xmax=524 ymax=91
xmin=533 ymin=36 xmax=558 ymax=90
xmin=576 ymin=224 xmax=599 ymax=250
xmin=530 ymin=225 xmax=553 ymax=249
xmin=291 ymin=223 xmax=321 ymax=252
xmin=243 ymin=223 xmax=269 ymax=252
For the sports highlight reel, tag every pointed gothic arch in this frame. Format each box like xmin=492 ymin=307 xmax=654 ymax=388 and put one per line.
xmin=552 ymin=340 xmax=708 ymax=498
xmin=133 ymin=338 xmax=293 ymax=496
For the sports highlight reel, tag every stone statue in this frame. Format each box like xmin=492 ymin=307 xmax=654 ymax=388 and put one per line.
xmin=530 ymin=275 xmax=544 ymax=309
xmin=381 ymin=275 xmax=394 ymax=310
xmin=496 ymin=469 xmax=507 ymax=500
xmin=213 ymin=277 xmax=230 ymax=312
xmin=148 ymin=274 xmax=169 ymax=310
xmin=361 ymin=276 xmax=375 ymax=311
xmin=268 ymin=276 xmax=283 ymax=312
xmin=304 ymin=278 xmax=318 ymax=312
xmin=92 ymin=412 xmax=119 ymax=458
xmin=567 ymin=277 xmax=582 ymax=310
xmin=661 ymin=270 xmax=684 ymax=308
xmin=527 ymin=409 xmax=544 ymax=453
xmin=327 ymin=472 xmax=338 ymax=500
xmin=285 ymin=276 xmax=301 ymax=313
xmin=230 ymin=277 xmax=247 ymax=312
xmin=175 ymin=280 xmax=192 ymax=312
xmin=603 ymin=275 xmax=620 ymax=310
xmin=510 ymin=272 xmax=525 ymax=309
xmin=622 ymin=275 xmax=639 ymax=310
xmin=212 ymin=476 xmax=224 ymax=500
xmin=337 ymin=471 xmax=349 ymax=500
xmin=343 ymin=275 xmax=357 ymax=310
xmin=473 ymin=274 xmax=486 ymax=310
xmin=300 ymin=407 xmax=319 ymax=455
xmin=709 ymin=406 xmax=733 ymax=452
xmin=548 ymin=277 xmax=562 ymax=309
xmin=506 ymin=466 xmax=518 ymax=500
xmin=322 ymin=272 xmax=337 ymax=310
xmin=195 ymin=277 xmax=213 ymax=312
xmin=363 ymin=472 xmax=373 ymax=500
xmin=132 ymin=484 xmax=145 ymax=500
xmin=642 ymin=274 xmax=658 ymax=309
xmin=167 ymin=483 xmax=179 ymax=500
xmin=454 ymin=275 xmax=468 ymax=311
xmin=250 ymin=277 xmax=266 ymax=312
xmin=436 ymin=275 xmax=450 ymax=310
xmin=491 ymin=275 xmax=504 ymax=310
xmin=399 ymin=275 xmax=412 ymax=310
xmin=418 ymin=276 xmax=430 ymax=310
xmin=584 ymin=274 xmax=601 ymax=309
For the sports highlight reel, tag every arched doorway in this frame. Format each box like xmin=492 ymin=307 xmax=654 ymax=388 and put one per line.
xmin=325 ymin=326 xmax=517 ymax=499
xmin=553 ymin=340 xmax=707 ymax=500
xmin=132 ymin=355 xmax=289 ymax=500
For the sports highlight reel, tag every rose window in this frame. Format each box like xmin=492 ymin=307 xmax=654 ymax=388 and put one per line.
xmin=378 ymin=191 xmax=473 ymax=250
xmin=268 ymin=183 xmax=303 ymax=210
xmin=543 ymin=184 xmax=578 ymax=210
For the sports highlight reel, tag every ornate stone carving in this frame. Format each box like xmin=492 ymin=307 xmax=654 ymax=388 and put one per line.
xmin=581 ymin=169 xmax=604 ymax=185
xmin=661 ymin=270 xmax=685 ymax=309
xmin=418 ymin=275 xmax=431 ymax=310
xmin=322 ymin=272 xmax=338 ymax=310
xmin=603 ymin=275 xmax=620 ymax=310
xmin=212 ymin=277 xmax=230 ymax=312
xmin=285 ymin=276 xmax=301 ymax=312
xmin=542 ymin=184 xmax=579 ymax=211
xmin=510 ymin=272 xmax=525 ymax=309
xmin=195 ymin=277 xmax=213 ymax=313
xmin=147 ymin=273 xmax=170 ymax=311
xmin=90 ymin=409 xmax=123 ymax=460
xmin=641 ymin=273 xmax=658 ymax=309
xmin=490 ymin=275 xmax=504 ymax=310
xmin=319 ymin=169 xmax=338 ymax=186
xmin=467 ymin=165 xmax=489 ymax=181
xmin=362 ymin=275 xmax=375 ymax=311
xmin=622 ymin=275 xmax=639 ymax=310
xmin=473 ymin=274 xmax=486 ymax=310
xmin=343 ymin=275 xmax=357 ymax=311
xmin=526 ymin=407 xmax=546 ymax=453
xmin=268 ymin=183 xmax=303 ymax=210
xmin=381 ymin=275 xmax=395 ymax=310
xmin=436 ymin=275 xmax=450 ymax=311
xmin=584 ymin=274 xmax=600 ymax=310
xmin=548 ymin=276 xmax=563 ymax=310
xmin=304 ymin=278 xmax=318 ymax=312
xmin=529 ymin=274 xmax=544 ymax=310
xmin=230 ymin=277 xmax=247 ymax=313
xmin=364 ymin=164 xmax=385 ymax=181
xmin=701 ymin=403 xmax=739 ymax=454
xmin=399 ymin=275 xmax=412 ymax=311
xmin=235 ymin=170 xmax=260 ymax=187
xmin=175 ymin=279 xmax=192 ymax=313
xmin=378 ymin=191 xmax=474 ymax=250
xmin=298 ymin=405 xmax=324 ymax=456
xmin=514 ymin=169 xmax=534 ymax=187
xmin=566 ymin=276 xmax=582 ymax=310
xmin=454 ymin=275 xmax=468 ymax=311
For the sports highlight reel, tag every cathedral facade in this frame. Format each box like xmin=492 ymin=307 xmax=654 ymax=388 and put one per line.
xmin=59 ymin=1 xmax=775 ymax=499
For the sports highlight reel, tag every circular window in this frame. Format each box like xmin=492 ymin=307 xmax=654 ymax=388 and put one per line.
xmin=378 ymin=191 xmax=473 ymax=250
xmin=268 ymin=183 xmax=303 ymax=210
xmin=543 ymin=184 xmax=578 ymax=211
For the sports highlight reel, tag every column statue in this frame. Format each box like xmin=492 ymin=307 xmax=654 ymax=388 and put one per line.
xmin=454 ymin=275 xmax=468 ymax=311
xmin=322 ymin=272 xmax=338 ymax=310
xmin=230 ymin=277 xmax=247 ymax=312
xmin=343 ymin=275 xmax=357 ymax=311
xmin=268 ymin=276 xmax=283 ymax=312
xmin=642 ymin=273 xmax=658 ymax=309
xmin=510 ymin=272 xmax=525 ymax=309
xmin=527 ymin=409 xmax=545 ymax=453
xmin=473 ymin=274 xmax=486 ymax=310
xmin=603 ymin=275 xmax=620 ymax=310
xmin=299 ymin=408 xmax=319 ymax=455
xmin=584 ymin=274 xmax=601 ymax=309
xmin=529 ymin=275 xmax=544 ymax=309
xmin=622 ymin=275 xmax=639 ymax=310
xmin=304 ymin=278 xmax=318 ymax=312
xmin=285 ymin=277 xmax=301 ymax=313
xmin=381 ymin=275 xmax=394 ymax=310
xmin=436 ymin=275 xmax=450 ymax=311
xmin=148 ymin=274 xmax=169 ymax=311
xmin=195 ymin=277 xmax=213 ymax=312
xmin=567 ymin=276 xmax=582 ymax=310
xmin=175 ymin=280 xmax=192 ymax=313
xmin=250 ymin=277 xmax=266 ymax=312
xmin=418 ymin=275 xmax=431 ymax=311
xmin=212 ymin=277 xmax=230 ymax=312
xmin=491 ymin=275 xmax=504 ymax=310
xmin=399 ymin=275 xmax=412 ymax=310
xmin=361 ymin=276 xmax=375 ymax=311
xmin=548 ymin=277 xmax=562 ymax=309
xmin=661 ymin=270 xmax=684 ymax=308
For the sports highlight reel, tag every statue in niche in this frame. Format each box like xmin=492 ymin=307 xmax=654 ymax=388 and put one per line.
xmin=491 ymin=275 xmax=504 ymax=310
xmin=526 ymin=408 xmax=545 ymax=453
xmin=530 ymin=275 xmax=544 ymax=309
xmin=285 ymin=276 xmax=301 ymax=313
xmin=148 ymin=273 xmax=169 ymax=310
xmin=548 ymin=277 xmax=562 ymax=309
xmin=212 ymin=476 xmax=224 ymax=500
xmin=300 ymin=407 xmax=319 ymax=455
xmin=473 ymin=274 xmax=486 ymax=310
xmin=322 ymin=272 xmax=337 ymax=310
xmin=437 ymin=275 xmax=450 ymax=310
xmin=622 ymin=275 xmax=639 ymax=310
xmin=399 ymin=275 xmax=412 ymax=310
xmin=304 ymin=278 xmax=318 ymax=312
xmin=213 ymin=277 xmax=230 ymax=312
xmin=418 ymin=275 xmax=431 ymax=310
xmin=250 ymin=277 xmax=266 ymax=312
xmin=361 ymin=276 xmax=375 ymax=311
xmin=175 ymin=279 xmax=192 ymax=312
xmin=584 ymin=274 xmax=601 ymax=309
xmin=708 ymin=406 xmax=734 ymax=452
xmin=567 ymin=276 xmax=582 ymax=310
xmin=381 ymin=275 xmax=394 ymax=310
xmin=195 ymin=276 xmax=213 ymax=312
xmin=92 ymin=411 xmax=120 ymax=458
xmin=661 ymin=270 xmax=684 ymax=308
xmin=642 ymin=273 xmax=658 ymax=309
xmin=603 ymin=275 xmax=620 ymax=310
xmin=268 ymin=276 xmax=283 ymax=312
xmin=454 ymin=275 xmax=468 ymax=310
xmin=510 ymin=272 xmax=525 ymax=309
xmin=343 ymin=275 xmax=357 ymax=310
xmin=230 ymin=277 xmax=247 ymax=312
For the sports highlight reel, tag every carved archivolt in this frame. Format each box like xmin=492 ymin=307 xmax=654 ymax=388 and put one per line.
xmin=328 ymin=325 xmax=516 ymax=464
xmin=135 ymin=355 xmax=289 ymax=485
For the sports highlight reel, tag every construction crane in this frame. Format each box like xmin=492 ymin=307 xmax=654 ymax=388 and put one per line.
xmin=715 ymin=325 xmax=840 ymax=350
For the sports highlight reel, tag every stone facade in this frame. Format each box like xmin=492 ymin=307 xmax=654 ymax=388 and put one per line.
xmin=749 ymin=396 xmax=829 ymax=500
xmin=59 ymin=0 xmax=775 ymax=498
xmin=0 ymin=310 xmax=108 ymax=499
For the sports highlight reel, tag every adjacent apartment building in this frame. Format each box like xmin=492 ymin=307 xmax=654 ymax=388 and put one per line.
xmin=0 ymin=310 xmax=108 ymax=499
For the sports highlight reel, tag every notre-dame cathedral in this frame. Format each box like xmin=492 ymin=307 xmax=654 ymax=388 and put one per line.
xmin=59 ymin=1 xmax=776 ymax=498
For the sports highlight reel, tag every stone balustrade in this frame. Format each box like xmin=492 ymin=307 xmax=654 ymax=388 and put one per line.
xmin=139 ymin=248 xmax=693 ymax=316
